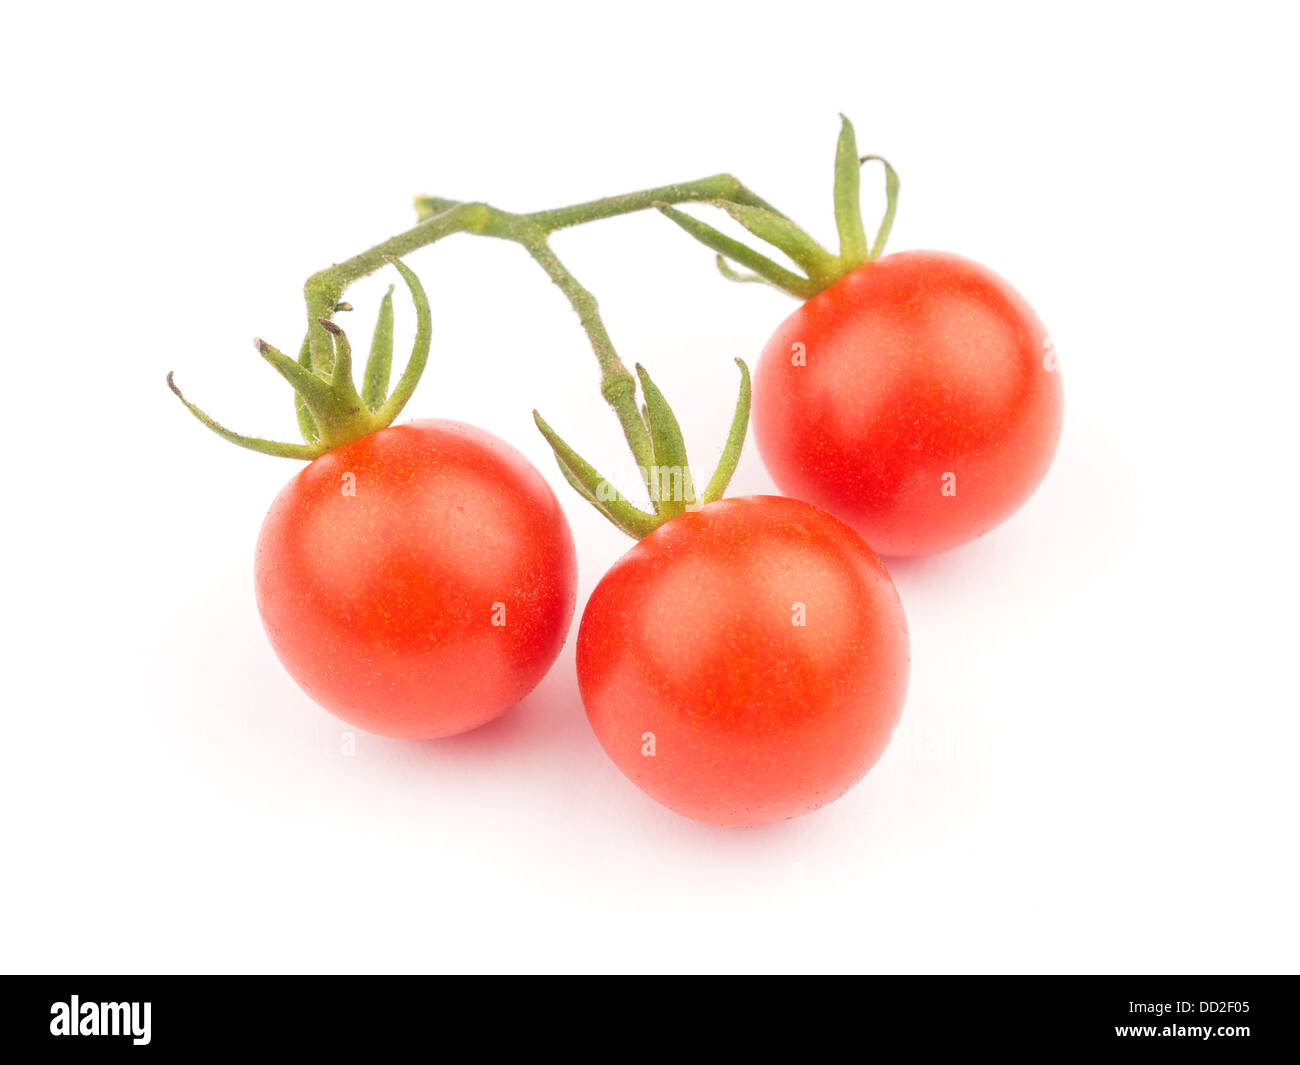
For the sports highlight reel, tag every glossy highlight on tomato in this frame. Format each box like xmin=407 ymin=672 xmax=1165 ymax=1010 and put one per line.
xmin=577 ymin=495 xmax=909 ymax=826
xmin=255 ymin=420 xmax=577 ymax=739
xmin=754 ymin=251 xmax=1064 ymax=557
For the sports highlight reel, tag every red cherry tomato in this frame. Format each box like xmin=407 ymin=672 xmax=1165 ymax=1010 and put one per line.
xmin=577 ymin=495 xmax=909 ymax=826
xmin=255 ymin=420 xmax=577 ymax=739
xmin=753 ymin=251 xmax=1064 ymax=557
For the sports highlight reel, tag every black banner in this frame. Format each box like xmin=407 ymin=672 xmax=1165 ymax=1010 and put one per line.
xmin=2 ymin=976 xmax=1291 ymax=1053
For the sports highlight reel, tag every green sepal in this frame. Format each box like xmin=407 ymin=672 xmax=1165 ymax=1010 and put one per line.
xmin=833 ymin=115 xmax=869 ymax=267
xmin=317 ymin=318 xmax=363 ymax=405
xmin=860 ymin=154 xmax=900 ymax=260
xmin=656 ymin=204 xmax=818 ymax=299
xmin=256 ymin=338 xmax=339 ymax=411
xmin=716 ymin=199 xmax=840 ymax=286
xmin=634 ymin=364 xmax=694 ymax=518
xmin=715 ymin=254 xmax=778 ymax=288
xmin=698 ymin=359 xmax=751 ymax=505
xmin=167 ymin=373 xmax=324 ymax=460
xmin=294 ymin=333 xmax=319 ymax=444
xmin=375 ymin=256 xmax=433 ymax=424
xmin=362 ymin=285 xmax=395 ymax=411
xmin=533 ymin=411 xmax=660 ymax=538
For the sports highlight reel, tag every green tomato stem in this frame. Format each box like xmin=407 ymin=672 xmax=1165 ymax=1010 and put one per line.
xmin=517 ymin=231 xmax=656 ymax=492
xmin=175 ymin=163 xmax=770 ymax=531
xmin=300 ymin=173 xmax=773 ymax=521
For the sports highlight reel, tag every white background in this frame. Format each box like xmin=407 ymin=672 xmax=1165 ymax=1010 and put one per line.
xmin=2 ymin=2 xmax=1296 ymax=974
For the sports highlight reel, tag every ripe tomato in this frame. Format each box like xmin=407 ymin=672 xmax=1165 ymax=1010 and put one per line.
xmin=577 ymin=495 xmax=909 ymax=826
xmin=753 ymin=251 xmax=1064 ymax=557
xmin=255 ymin=420 xmax=577 ymax=739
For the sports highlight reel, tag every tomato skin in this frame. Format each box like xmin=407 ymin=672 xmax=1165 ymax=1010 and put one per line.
xmin=753 ymin=251 xmax=1064 ymax=557
xmin=255 ymin=420 xmax=577 ymax=739
xmin=577 ymin=496 xmax=909 ymax=827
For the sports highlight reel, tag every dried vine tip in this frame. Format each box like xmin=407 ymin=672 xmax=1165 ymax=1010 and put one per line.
xmin=317 ymin=318 xmax=344 ymax=335
xmin=334 ymin=302 xmax=353 ymax=312
xmin=413 ymin=195 xmax=463 ymax=221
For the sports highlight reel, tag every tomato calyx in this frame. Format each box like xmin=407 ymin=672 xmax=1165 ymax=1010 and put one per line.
xmin=533 ymin=358 xmax=751 ymax=539
xmin=167 ymin=256 xmax=433 ymax=460
xmin=657 ymin=115 xmax=900 ymax=300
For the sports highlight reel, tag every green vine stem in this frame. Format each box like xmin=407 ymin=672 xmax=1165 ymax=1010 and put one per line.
xmin=171 ymin=117 xmax=887 ymax=470
xmin=300 ymin=176 xmax=774 ymax=440
xmin=288 ymin=174 xmax=772 ymax=535
xmin=170 ymin=164 xmax=775 ymax=534
xmin=171 ymin=171 xmax=772 ymax=473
